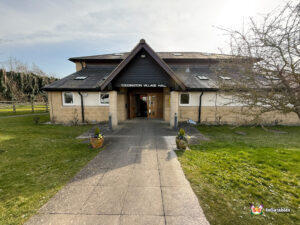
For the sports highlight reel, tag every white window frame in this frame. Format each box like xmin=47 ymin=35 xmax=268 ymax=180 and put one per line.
xmin=179 ymin=93 xmax=190 ymax=105
xmin=62 ymin=92 xmax=74 ymax=106
xmin=99 ymin=92 xmax=110 ymax=106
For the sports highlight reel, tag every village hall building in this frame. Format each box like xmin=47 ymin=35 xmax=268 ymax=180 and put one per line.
xmin=44 ymin=39 xmax=299 ymax=127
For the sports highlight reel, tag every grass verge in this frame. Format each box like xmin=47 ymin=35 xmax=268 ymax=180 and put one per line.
xmin=176 ymin=125 xmax=300 ymax=225
xmin=0 ymin=115 xmax=100 ymax=225
xmin=0 ymin=111 xmax=48 ymax=117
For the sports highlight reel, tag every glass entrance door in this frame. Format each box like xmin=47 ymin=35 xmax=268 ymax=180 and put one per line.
xmin=147 ymin=94 xmax=157 ymax=119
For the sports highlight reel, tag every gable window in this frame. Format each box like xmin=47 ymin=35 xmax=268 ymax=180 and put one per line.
xmin=63 ymin=92 xmax=74 ymax=105
xmin=180 ymin=93 xmax=190 ymax=105
xmin=100 ymin=93 xmax=109 ymax=105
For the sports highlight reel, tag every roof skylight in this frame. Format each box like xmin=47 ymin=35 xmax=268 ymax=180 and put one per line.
xmin=75 ymin=76 xmax=87 ymax=80
xmin=219 ymin=76 xmax=231 ymax=80
xmin=196 ymin=75 xmax=209 ymax=80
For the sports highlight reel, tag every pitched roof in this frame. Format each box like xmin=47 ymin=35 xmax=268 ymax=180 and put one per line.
xmin=69 ymin=51 xmax=235 ymax=62
xmin=43 ymin=65 xmax=116 ymax=91
xmin=44 ymin=39 xmax=249 ymax=91
xmin=170 ymin=65 xmax=219 ymax=90
xmin=99 ymin=39 xmax=186 ymax=90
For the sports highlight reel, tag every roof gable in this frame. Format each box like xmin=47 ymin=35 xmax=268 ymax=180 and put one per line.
xmin=112 ymin=49 xmax=172 ymax=87
xmin=100 ymin=39 xmax=186 ymax=90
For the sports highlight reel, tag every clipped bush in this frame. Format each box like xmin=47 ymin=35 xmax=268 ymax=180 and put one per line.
xmin=179 ymin=128 xmax=185 ymax=136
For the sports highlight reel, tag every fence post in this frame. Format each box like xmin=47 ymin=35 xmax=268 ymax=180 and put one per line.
xmin=45 ymin=102 xmax=49 ymax=112
xmin=13 ymin=103 xmax=16 ymax=113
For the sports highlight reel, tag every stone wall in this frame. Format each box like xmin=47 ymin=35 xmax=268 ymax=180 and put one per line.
xmin=163 ymin=88 xmax=170 ymax=121
xmin=178 ymin=105 xmax=300 ymax=125
xmin=117 ymin=88 xmax=128 ymax=121
xmin=48 ymin=90 xmax=299 ymax=125
xmin=48 ymin=91 xmax=109 ymax=124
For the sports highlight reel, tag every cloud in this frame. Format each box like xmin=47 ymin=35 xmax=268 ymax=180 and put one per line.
xmin=0 ymin=0 xmax=287 ymax=76
xmin=0 ymin=0 xmax=274 ymax=49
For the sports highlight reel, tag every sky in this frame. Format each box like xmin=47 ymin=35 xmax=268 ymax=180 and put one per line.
xmin=0 ymin=0 xmax=287 ymax=78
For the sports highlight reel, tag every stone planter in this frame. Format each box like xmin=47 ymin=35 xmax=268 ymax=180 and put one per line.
xmin=176 ymin=136 xmax=188 ymax=150
xmin=90 ymin=137 xmax=104 ymax=149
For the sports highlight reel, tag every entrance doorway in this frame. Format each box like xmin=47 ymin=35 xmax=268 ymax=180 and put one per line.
xmin=136 ymin=94 xmax=147 ymax=117
xmin=128 ymin=89 xmax=163 ymax=119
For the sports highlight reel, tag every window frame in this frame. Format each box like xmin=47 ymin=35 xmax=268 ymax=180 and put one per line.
xmin=62 ymin=92 xmax=74 ymax=106
xmin=99 ymin=92 xmax=110 ymax=106
xmin=180 ymin=93 xmax=190 ymax=105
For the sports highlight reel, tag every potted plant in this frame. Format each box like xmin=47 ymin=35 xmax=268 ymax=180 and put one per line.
xmin=176 ymin=128 xmax=188 ymax=150
xmin=90 ymin=127 xmax=104 ymax=148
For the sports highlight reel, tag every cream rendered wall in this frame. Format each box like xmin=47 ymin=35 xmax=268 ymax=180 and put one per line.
xmin=179 ymin=92 xmax=243 ymax=107
xmin=61 ymin=91 xmax=109 ymax=106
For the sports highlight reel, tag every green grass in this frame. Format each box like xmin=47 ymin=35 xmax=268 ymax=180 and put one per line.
xmin=0 ymin=111 xmax=48 ymax=117
xmin=176 ymin=125 xmax=300 ymax=225
xmin=0 ymin=115 xmax=100 ymax=225
xmin=0 ymin=105 xmax=48 ymax=117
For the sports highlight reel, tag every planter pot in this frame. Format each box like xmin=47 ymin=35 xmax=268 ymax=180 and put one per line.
xmin=90 ymin=137 xmax=104 ymax=149
xmin=176 ymin=136 xmax=188 ymax=150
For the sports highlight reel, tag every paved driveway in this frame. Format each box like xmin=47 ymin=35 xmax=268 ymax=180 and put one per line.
xmin=26 ymin=119 xmax=209 ymax=225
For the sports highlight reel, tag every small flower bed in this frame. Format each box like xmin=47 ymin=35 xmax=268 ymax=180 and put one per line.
xmin=90 ymin=127 xmax=104 ymax=148
xmin=176 ymin=128 xmax=189 ymax=150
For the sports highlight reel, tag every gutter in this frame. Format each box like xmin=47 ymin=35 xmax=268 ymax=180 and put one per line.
xmin=78 ymin=92 xmax=85 ymax=123
xmin=198 ymin=92 xmax=204 ymax=123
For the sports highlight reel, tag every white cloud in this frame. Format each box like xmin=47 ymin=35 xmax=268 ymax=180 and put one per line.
xmin=0 ymin=0 xmax=287 ymax=52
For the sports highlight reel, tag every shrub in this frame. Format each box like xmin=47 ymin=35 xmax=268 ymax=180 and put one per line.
xmin=94 ymin=127 xmax=100 ymax=136
xmin=72 ymin=109 xmax=79 ymax=126
xmin=179 ymin=128 xmax=185 ymax=136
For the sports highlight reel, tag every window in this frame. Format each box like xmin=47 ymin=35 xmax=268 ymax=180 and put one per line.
xmin=100 ymin=93 xmax=109 ymax=105
xmin=180 ymin=93 xmax=190 ymax=105
xmin=63 ymin=92 xmax=73 ymax=105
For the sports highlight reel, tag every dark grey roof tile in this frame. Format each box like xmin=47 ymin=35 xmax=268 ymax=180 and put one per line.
xmin=43 ymin=66 xmax=116 ymax=91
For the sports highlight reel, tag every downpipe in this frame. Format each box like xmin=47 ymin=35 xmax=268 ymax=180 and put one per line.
xmin=198 ymin=92 xmax=203 ymax=123
xmin=78 ymin=92 xmax=85 ymax=123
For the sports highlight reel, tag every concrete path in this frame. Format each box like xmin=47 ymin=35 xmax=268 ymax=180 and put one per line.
xmin=26 ymin=119 xmax=209 ymax=225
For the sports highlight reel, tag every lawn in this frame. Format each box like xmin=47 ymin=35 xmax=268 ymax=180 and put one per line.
xmin=0 ymin=115 xmax=100 ymax=225
xmin=0 ymin=104 xmax=48 ymax=117
xmin=176 ymin=125 xmax=300 ymax=225
xmin=0 ymin=111 xmax=48 ymax=117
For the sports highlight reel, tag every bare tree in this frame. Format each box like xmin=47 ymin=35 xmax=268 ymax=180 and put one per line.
xmin=7 ymin=57 xmax=29 ymax=73
xmin=217 ymin=1 xmax=300 ymax=120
